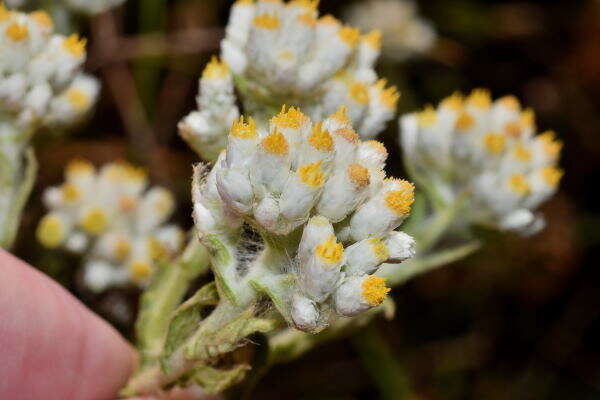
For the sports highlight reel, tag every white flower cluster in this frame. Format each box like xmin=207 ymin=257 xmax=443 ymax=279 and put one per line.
xmin=344 ymin=0 xmax=436 ymax=62
xmin=37 ymin=159 xmax=184 ymax=292
xmin=400 ymin=90 xmax=563 ymax=235
xmin=0 ymin=4 xmax=99 ymax=135
xmin=180 ymin=0 xmax=400 ymax=161
xmin=193 ymin=106 xmax=416 ymax=332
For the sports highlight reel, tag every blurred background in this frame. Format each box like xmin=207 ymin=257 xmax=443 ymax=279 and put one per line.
xmin=10 ymin=0 xmax=600 ymax=398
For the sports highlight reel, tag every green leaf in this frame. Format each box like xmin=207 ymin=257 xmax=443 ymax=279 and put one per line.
xmin=190 ymin=364 xmax=251 ymax=395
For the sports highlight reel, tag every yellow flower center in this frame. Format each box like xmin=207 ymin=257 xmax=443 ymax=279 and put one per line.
xmin=114 ymin=238 xmax=131 ymax=261
xmin=363 ymin=29 xmax=382 ymax=49
xmin=417 ymin=105 xmax=437 ymax=128
xmin=5 ymin=23 xmax=28 ymax=41
xmin=508 ymin=174 xmax=530 ymax=195
xmin=361 ymin=276 xmax=390 ymax=306
xmin=483 ymin=133 xmax=506 ymax=154
xmin=315 ymin=235 xmax=344 ymax=264
xmin=66 ymin=88 xmax=89 ymax=111
xmin=349 ymin=82 xmax=369 ymax=104
xmin=521 ymin=108 xmax=535 ymax=129
xmin=129 ymin=260 xmax=152 ymax=281
xmin=231 ymin=116 xmax=257 ymax=139
xmin=330 ymin=105 xmax=351 ymax=124
xmin=364 ymin=140 xmax=388 ymax=159
xmin=376 ymin=80 xmax=399 ymax=109
xmin=541 ymin=165 xmax=563 ymax=187
xmin=63 ymin=34 xmax=86 ymax=57
xmin=253 ymin=13 xmax=280 ymax=30
xmin=36 ymin=214 xmax=65 ymax=248
xmin=309 ymin=122 xmax=333 ymax=151
xmin=119 ymin=195 xmax=138 ymax=212
xmin=298 ymin=162 xmax=325 ymax=187
xmin=504 ymin=121 xmax=522 ymax=138
xmin=348 ymin=164 xmax=370 ymax=188
xmin=30 ymin=10 xmax=53 ymax=27
xmin=338 ymin=26 xmax=361 ymax=47
xmin=271 ymin=105 xmax=307 ymax=129
xmin=440 ymin=92 xmax=463 ymax=111
xmin=66 ymin=158 xmax=95 ymax=180
xmin=318 ymin=14 xmax=339 ymax=25
xmin=538 ymin=131 xmax=562 ymax=159
xmin=499 ymin=95 xmax=520 ymax=110
xmin=513 ymin=142 xmax=532 ymax=162
xmin=456 ymin=111 xmax=474 ymax=130
xmin=147 ymin=237 xmax=167 ymax=260
xmin=297 ymin=12 xmax=316 ymax=26
xmin=80 ymin=207 xmax=108 ymax=235
xmin=467 ymin=88 xmax=491 ymax=109
xmin=61 ymin=183 xmax=81 ymax=203
xmin=384 ymin=180 xmax=415 ymax=215
xmin=202 ymin=56 xmax=229 ymax=80
xmin=0 ymin=3 xmax=11 ymax=21
xmin=334 ymin=128 xmax=359 ymax=143
xmin=262 ymin=131 xmax=289 ymax=155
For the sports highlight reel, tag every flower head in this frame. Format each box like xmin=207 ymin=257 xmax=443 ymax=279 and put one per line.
xmin=400 ymin=89 xmax=563 ymax=235
xmin=37 ymin=159 xmax=184 ymax=292
xmin=193 ymin=107 xmax=415 ymax=332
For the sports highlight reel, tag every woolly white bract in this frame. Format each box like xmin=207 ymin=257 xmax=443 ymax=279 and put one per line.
xmin=344 ymin=0 xmax=436 ymax=61
xmin=400 ymin=89 xmax=563 ymax=235
xmin=37 ymin=159 xmax=184 ymax=292
xmin=192 ymin=106 xmax=416 ymax=332
xmin=179 ymin=0 xmax=400 ymax=161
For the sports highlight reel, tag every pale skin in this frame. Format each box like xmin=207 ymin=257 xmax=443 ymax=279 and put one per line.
xmin=0 ymin=249 xmax=165 ymax=400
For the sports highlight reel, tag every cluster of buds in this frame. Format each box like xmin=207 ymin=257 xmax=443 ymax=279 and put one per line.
xmin=193 ymin=106 xmax=416 ymax=332
xmin=179 ymin=0 xmax=400 ymax=161
xmin=345 ymin=0 xmax=436 ymax=62
xmin=400 ymin=89 xmax=563 ymax=234
xmin=36 ymin=159 xmax=184 ymax=292
xmin=0 ymin=4 xmax=99 ymax=133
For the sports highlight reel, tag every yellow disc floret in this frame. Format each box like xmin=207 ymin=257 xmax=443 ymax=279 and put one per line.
xmin=499 ymin=95 xmax=520 ymax=110
xmin=315 ymin=235 xmax=344 ymax=264
xmin=349 ymin=82 xmax=369 ymax=104
xmin=440 ymin=92 xmax=463 ymax=111
xmin=508 ymin=174 xmax=530 ymax=195
xmin=309 ymin=122 xmax=333 ymax=151
xmin=202 ymin=56 xmax=229 ymax=80
xmin=467 ymin=88 xmax=491 ymax=109
xmin=30 ymin=10 xmax=53 ymax=27
xmin=418 ymin=105 xmax=437 ymax=128
xmin=363 ymin=29 xmax=382 ymax=49
xmin=483 ymin=132 xmax=506 ymax=154
xmin=114 ymin=238 xmax=131 ymax=261
xmin=231 ymin=116 xmax=257 ymax=139
xmin=541 ymin=165 xmax=563 ymax=187
xmin=521 ymin=108 xmax=535 ymax=129
xmin=298 ymin=162 xmax=325 ymax=187
xmin=80 ymin=206 xmax=108 ymax=235
xmin=66 ymin=88 xmax=90 ymax=111
xmin=361 ymin=276 xmax=390 ymax=306
xmin=504 ymin=121 xmax=522 ymax=138
xmin=66 ymin=158 xmax=95 ymax=180
xmin=253 ymin=13 xmax=280 ymax=30
xmin=385 ymin=180 xmax=415 ymax=215
xmin=375 ymin=80 xmax=400 ymax=110
xmin=61 ymin=183 xmax=81 ymax=203
xmin=262 ymin=131 xmax=289 ymax=155
xmin=334 ymin=128 xmax=359 ymax=143
xmin=5 ymin=23 xmax=28 ymax=41
xmin=330 ymin=105 xmax=351 ymax=125
xmin=368 ymin=237 xmax=389 ymax=261
xmin=0 ymin=3 xmax=11 ymax=21
xmin=271 ymin=105 xmax=307 ymax=129
xmin=348 ymin=164 xmax=370 ymax=188
xmin=456 ymin=111 xmax=474 ymax=130
xmin=63 ymin=34 xmax=86 ymax=57
xmin=36 ymin=214 xmax=66 ymax=248
xmin=129 ymin=259 xmax=152 ymax=281
xmin=538 ymin=131 xmax=562 ymax=159
xmin=513 ymin=142 xmax=532 ymax=162
xmin=338 ymin=26 xmax=361 ymax=47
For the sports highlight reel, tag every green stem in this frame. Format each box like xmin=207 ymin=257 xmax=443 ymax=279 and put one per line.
xmin=415 ymin=201 xmax=461 ymax=253
xmin=382 ymin=240 xmax=482 ymax=287
xmin=135 ymin=237 xmax=210 ymax=365
xmin=352 ymin=325 xmax=412 ymax=400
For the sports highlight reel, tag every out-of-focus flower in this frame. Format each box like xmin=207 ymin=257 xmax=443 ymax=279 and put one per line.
xmin=400 ymin=89 xmax=563 ymax=235
xmin=344 ymin=0 xmax=436 ymax=62
xmin=37 ymin=159 xmax=185 ymax=292
xmin=180 ymin=0 xmax=400 ymax=161
xmin=192 ymin=106 xmax=415 ymax=332
xmin=1 ymin=4 xmax=99 ymax=247
xmin=4 ymin=0 xmax=125 ymax=16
